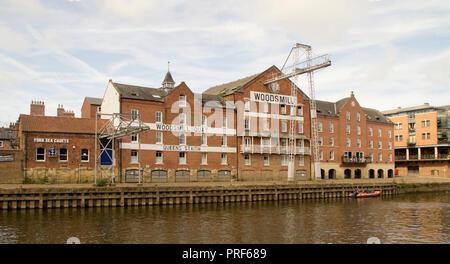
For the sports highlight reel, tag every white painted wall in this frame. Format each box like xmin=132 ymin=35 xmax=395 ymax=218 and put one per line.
xmin=100 ymin=81 xmax=120 ymax=119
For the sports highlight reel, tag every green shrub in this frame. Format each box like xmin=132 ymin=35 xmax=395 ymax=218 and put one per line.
xmin=95 ymin=178 xmax=109 ymax=187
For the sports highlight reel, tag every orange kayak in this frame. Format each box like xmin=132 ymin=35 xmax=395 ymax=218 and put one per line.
xmin=349 ymin=190 xmax=381 ymax=198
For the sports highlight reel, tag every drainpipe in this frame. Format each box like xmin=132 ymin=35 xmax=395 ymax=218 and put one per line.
xmin=233 ymin=92 xmax=239 ymax=181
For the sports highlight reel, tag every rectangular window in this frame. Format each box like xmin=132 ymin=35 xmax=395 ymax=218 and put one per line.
xmin=81 ymin=149 xmax=89 ymax=162
xmin=319 ymin=150 xmax=323 ymax=160
xmin=388 ymin=130 xmax=392 ymax=138
xmin=346 ymin=124 xmax=351 ymax=134
xmin=222 ymin=117 xmax=227 ymax=128
xmin=263 ymin=119 xmax=269 ymax=131
xmin=131 ymin=109 xmax=138 ymax=120
xmin=179 ymin=152 xmax=186 ymax=164
xmin=179 ymin=133 xmax=186 ymax=145
xmin=298 ymin=123 xmax=303 ymax=134
xmin=422 ymin=133 xmax=431 ymax=139
xmin=378 ymin=128 xmax=382 ymax=137
xmin=201 ymin=153 xmax=207 ymax=165
xmin=244 ymin=137 xmax=251 ymax=146
xmin=281 ymin=155 xmax=288 ymax=166
xmin=244 ymin=118 xmax=250 ymax=130
xmin=357 ymin=138 xmax=361 ymax=148
xmin=297 ymin=106 xmax=303 ymax=116
xmin=369 ymin=153 xmax=373 ymax=162
xmin=422 ymin=120 xmax=430 ymax=127
xmin=280 ymin=104 xmax=286 ymax=115
xmin=131 ymin=150 xmax=138 ymax=164
xmin=179 ymin=113 xmax=185 ymax=125
xmin=369 ymin=140 xmax=373 ymax=148
xmin=329 ymin=122 xmax=334 ymax=133
xmin=36 ymin=147 xmax=45 ymax=161
xmin=221 ymin=136 xmax=227 ymax=146
xmin=262 ymin=138 xmax=270 ymax=146
xmin=281 ymin=121 xmax=287 ymax=133
xmin=244 ymin=100 xmax=250 ymax=111
xmin=155 ymin=111 xmax=162 ymax=123
xmin=318 ymin=136 xmax=323 ymax=146
xmin=346 ymin=111 xmax=350 ymax=120
xmin=395 ymin=135 xmax=403 ymax=142
xmin=244 ymin=154 xmax=251 ymax=165
xmin=378 ymin=153 xmax=382 ymax=162
xmin=264 ymin=155 xmax=270 ymax=166
xmin=156 ymin=151 xmax=163 ymax=164
xmin=318 ymin=121 xmax=323 ymax=132
xmin=131 ymin=134 xmax=138 ymax=143
xmin=346 ymin=138 xmax=351 ymax=147
xmin=59 ymin=148 xmax=68 ymax=162
xmin=378 ymin=141 xmax=382 ymax=149
xmin=357 ymin=125 xmax=361 ymax=135
xmin=179 ymin=94 xmax=186 ymax=107
xmin=202 ymin=115 xmax=207 ymax=126
xmin=357 ymin=112 xmax=360 ymax=122
xmin=262 ymin=102 xmax=268 ymax=113
xmin=201 ymin=134 xmax=207 ymax=145
xmin=389 ymin=153 xmax=392 ymax=162
xmin=221 ymin=153 xmax=227 ymax=165
xmin=156 ymin=132 xmax=162 ymax=144
xmin=298 ymin=156 xmax=304 ymax=166
xmin=388 ymin=142 xmax=392 ymax=150
xmin=330 ymin=150 xmax=334 ymax=160
xmin=0 ymin=141 xmax=3 ymax=148
xmin=369 ymin=127 xmax=373 ymax=136
xmin=329 ymin=136 xmax=334 ymax=146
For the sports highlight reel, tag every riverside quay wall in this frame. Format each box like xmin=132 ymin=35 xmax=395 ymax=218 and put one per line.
xmin=0 ymin=182 xmax=399 ymax=210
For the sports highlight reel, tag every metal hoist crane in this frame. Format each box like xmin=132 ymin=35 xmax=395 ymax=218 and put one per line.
xmin=264 ymin=43 xmax=331 ymax=180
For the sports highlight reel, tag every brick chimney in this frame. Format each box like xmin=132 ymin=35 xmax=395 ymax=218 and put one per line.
xmin=57 ymin=104 xmax=65 ymax=117
xmin=57 ymin=104 xmax=75 ymax=118
xmin=30 ymin=100 xmax=45 ymax=116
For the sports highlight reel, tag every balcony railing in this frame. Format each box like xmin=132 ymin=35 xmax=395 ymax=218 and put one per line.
xmin=342 ymin=156 xmax=371 ymax=164
xmin=240 ymin=145 xmax=311 ymax=155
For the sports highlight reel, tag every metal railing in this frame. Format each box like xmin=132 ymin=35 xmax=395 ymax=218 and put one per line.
xmin=240 ymin=145 xmax=311 ymax=155
xmin=342 ymin=156 xmax=371 ymax=164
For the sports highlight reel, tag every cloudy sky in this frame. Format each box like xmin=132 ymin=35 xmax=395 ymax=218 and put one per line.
xmin=0 ymin=0 xmax=449 ymax=124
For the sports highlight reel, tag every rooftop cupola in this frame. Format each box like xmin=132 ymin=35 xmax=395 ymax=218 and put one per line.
xmin=162 ymin=61 xmax=175 ymax=92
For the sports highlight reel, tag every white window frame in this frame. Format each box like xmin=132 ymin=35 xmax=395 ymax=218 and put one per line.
xmin=179 ymin=94 xmax=186 ymax=107
xmin=330 ymin=150 xmax=334 ymax=160
xmin=201 ymin=134 xmax=207 ymax=146
xmin=264 ymin=155 xmax=270 ymax=166
xmin=81 ymin=149 xmax=89 ymax=163
xmin=346 ymin=111 xmax=350 ymax=120
xmin=280 ymin=104 xmax=286 ymax=115
xmin=298 ymin=156 xmax=304 ymax=166
xmin=298 ymin=123 xmax=303 ymax=134
xmin=179 ymin=133 xmax=186 ymax=145
xmin=156 ymin=151 xmax=163 ymax=164
xmin=369 ymin=127 xmax=373 ymax=136
xmin=222 ymin=117 xmax=227 ymax=128
xmin=202 ymin=115 xmax=207 ymax=126
xmin=179 ymin=113 xmax=186 ymax=125
xmin=130 ymin=150 xmax=138 ymax=164
xmin=155 ymin=111 xmax=162 ymax=123
xmin=131 ymin=134 xmax=138 ymax=143
xmin=36 ymin=147 xmax=45 ymax=162
xmin=329 ymin=122 xmax=334 ymax=133
xmin=318 ymin=121 xmax=323 ymax=132
xmin=179 ymin=152 xmax=187 ymax=165
xmin=131 ymin=109 xmax=139 ymax=120
xmin=346 ymin=138 xmax=351 ymax=147
xmin=329 ymin=136 xmax=334 ymax=146
xmin=281 ymin=121 xmax=287 ymax=133
xmin=59 ymin=148 xmax=68 ymax=162
xmin=378 ymin=128 xmax=382 ymax=137
xmin=0 ymin=141 xmax=3 ymax=148
xmin=319 ymin=150 xmax=323 ymax=160
xmin=356 ymin=112 xmax=360 ymax=122
xmin=201 ymin=153 xmax=207 ymax=165
xmin=244 ymin=100 xmax=250 ymax=111
xmin=281 ymin=155 xmax=288 ymax=166
xmin=221 ymin=153 xmax=227 ymax=165
xmin=357 ymin=125 xmax=361 ymax=135
xmin=262 ymin=102 xmax=269 ymax=113
xmin=346 ymin=124 xmax=351 ymax=134
xmin=297 ymin=106 xmax=303 ymax=116
xmin=244 ymin=154 xmax=251 ymax=165
xmin=378 ymin=141 xmax=382 ymax=149
xmin=369 ymin=140 xmax=373 ymax=149
xmin=156 ymin=131 xmax=163 ymax=144
xmin=357 ymin=138 xmax=361 ymax=148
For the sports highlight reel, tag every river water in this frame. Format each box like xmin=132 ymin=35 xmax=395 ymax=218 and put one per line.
xmin=0 ymin=192 xmax=449 ymax=244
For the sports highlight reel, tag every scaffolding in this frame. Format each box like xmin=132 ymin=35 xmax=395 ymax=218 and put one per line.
xmin=94 ymin=112 xmax=150 ymax=184
xmin=265 ymin=43 xmax=331 ymax=180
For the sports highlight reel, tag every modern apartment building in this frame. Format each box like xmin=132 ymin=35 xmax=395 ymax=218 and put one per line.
xmin=383 ymin=104 xmax=450 ymax=177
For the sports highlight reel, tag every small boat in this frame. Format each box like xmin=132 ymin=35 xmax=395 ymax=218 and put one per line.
xmin=349 ymin=190 xmax=381 ymax=198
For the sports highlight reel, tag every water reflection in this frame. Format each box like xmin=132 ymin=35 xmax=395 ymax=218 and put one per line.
xmin=0 ymin=192 xmax=449 ymax=244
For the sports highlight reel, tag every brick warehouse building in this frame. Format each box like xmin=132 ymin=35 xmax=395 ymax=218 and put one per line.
xmin=382 ymin=103 xmax=450 ymax=178
xmin=203 ymin=65 xmax=312 ymax=181
xmin=7 ymin=67 xmax=395 ymax=184
xmin=315 ymin=92 xmax=395 ymax=179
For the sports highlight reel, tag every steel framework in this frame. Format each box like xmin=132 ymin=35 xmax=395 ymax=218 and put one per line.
xmin=94 ymin=112 xmax=150 ymax=184
xmin=265 ymin=43 xmax=331 ymax=180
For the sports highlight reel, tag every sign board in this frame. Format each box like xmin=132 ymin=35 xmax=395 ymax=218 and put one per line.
xmin=0 ymin=155 xmax=14 ymax=162
xmin=48 ymin=148 xmax=57 ymax=157
xmin=250 ymin=91 xmax=297 ymax=106
xmin=34 ymin=138 xmax=69 ymax=143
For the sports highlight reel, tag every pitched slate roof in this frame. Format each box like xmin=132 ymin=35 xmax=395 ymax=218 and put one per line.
xmin=203 ymin=73 xmax=261 ymax=96
xmin=362 ymin=107 xmax=392 ymax=124
xmin=85 ymin=97 xmax=103 ymax=105
xmin=162 ymin=71 xmax=175 ymax=85
xmin=316 ymin=98 xmax=391 ymax=124
xmin=112 ymin=82 xmax=167 ymax=102
xmin=19 ymin=115 xmax=100 ymax=134
xmin=0 ymin=127 xmax=14 ymax=139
